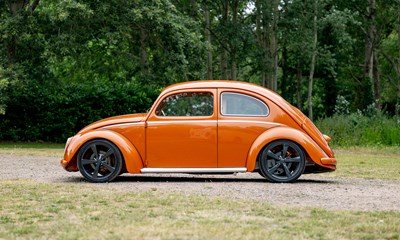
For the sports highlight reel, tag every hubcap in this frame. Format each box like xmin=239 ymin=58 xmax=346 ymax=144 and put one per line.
xmin=260 ymin=141 xmax=305 ymax=182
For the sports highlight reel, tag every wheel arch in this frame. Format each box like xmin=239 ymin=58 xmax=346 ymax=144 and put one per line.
xmin=246 ymin=126 xmax=329 ymax=172
xmin=63 ymin=130 xmax=143 ymax=174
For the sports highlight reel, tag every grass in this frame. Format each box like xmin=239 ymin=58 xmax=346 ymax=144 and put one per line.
xmin=0 ymin=143 xmax=64 ymax=157
xmin=1 ymin=144 xmax=400 ymax=239
xmin=0 ymin=180 xmax=400 ymax=240
xmin=326 ymin=146 xmax=400 ymax=180
xmin=0 ymin=143 xmax=64 ymax=149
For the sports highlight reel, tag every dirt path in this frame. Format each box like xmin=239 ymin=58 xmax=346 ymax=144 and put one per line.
xmin=1 ymin=154 xmax=399 ymax=211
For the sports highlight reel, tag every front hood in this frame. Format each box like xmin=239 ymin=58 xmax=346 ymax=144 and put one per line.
xmin=78 ymin=113 xmax=146 ymax=134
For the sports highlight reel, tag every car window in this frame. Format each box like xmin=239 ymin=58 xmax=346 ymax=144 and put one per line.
xmin=156 ymin=92 xmax=214 ymax=117
xmin=221 ymin=92 xmax=269 ymax=116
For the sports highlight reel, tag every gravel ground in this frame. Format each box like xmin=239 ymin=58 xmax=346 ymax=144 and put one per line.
xmin=1 ymin=154 xmax=400 ymax=212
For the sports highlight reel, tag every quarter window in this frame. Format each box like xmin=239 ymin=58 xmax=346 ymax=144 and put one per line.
xmin=221 ymin=92 xmax=269 ymax=116
xmin=156 ymin=92 xmax=214 ymax=117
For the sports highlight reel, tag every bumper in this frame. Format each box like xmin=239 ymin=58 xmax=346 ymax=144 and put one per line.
xmin=303 ymin=157 xmax=336 ymax=173
xmin=60 ymin=159 xmax=68 ymax=169
xmin=321 ymin=157 xmax=337 ymax=166
xmin=60 ymin=158 xmax=78 ymax=172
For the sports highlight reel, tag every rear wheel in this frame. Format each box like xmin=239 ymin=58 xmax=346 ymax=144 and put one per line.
xmin=259 ymin=140 xmax=305 ymax=183
xmin=77 ymin=139 xmax=123 ymax=183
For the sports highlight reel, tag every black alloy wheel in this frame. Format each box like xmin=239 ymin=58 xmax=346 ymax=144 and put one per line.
xmin=77 ymin=139 xmax=123 ymax=183
xmin=259 ymin=140 xmax=306 ymax=183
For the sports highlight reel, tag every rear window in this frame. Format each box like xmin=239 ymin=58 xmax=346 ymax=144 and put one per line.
xmin=220 ymin=92 xmax=269 ymax=116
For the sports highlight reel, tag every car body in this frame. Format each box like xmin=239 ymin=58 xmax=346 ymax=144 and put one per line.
xmin=61 ymin=80 xmax=336 ymax=183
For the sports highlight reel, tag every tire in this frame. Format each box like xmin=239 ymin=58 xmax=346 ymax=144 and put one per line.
xmin=77 ymin=139 xmax=123 ymax=183
xmin=259 ymin=140 xmax=305 ymax=183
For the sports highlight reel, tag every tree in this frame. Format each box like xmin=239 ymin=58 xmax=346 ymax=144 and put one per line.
xmin=204 ymin=4 xmax=213 ymax=79
xmin=364 ymin=0 xmax=381 ymax=109
xmin=3 ymin=0 xmax=40 ymax=66
xmin=37 ymin=0 xmax=206 ymax=85
xmin=254 ymin=0 xmax=279 ymax=90
xmin=307 ymin=0 xmax=318 ymax=120
xmin=378 ymin=0 xmax=400 ymax=115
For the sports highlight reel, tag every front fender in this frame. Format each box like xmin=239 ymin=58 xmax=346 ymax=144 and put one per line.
xmin=246 ymin=126 xmax=334 ymax=171
xmin=61 ymin=130 xmax=143 ymax=174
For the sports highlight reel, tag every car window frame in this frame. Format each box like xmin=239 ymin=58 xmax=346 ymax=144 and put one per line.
xmin=220 ymin=92 xmax=269 ymax=117
xmin=155 ymin=91 xmax=215 ymax=118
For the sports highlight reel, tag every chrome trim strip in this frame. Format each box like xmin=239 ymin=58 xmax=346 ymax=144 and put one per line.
xmin=218 ymin=120 xmax=281 ymax=126
xmin=221 ymin=113 xmax=268 ymax=117
xmin=147 ymin=120 xmax=217 ymax=125
xmin=102 ymin=122 xmax=145 ymax=129
xmin=147 ymin=120 xmax=281 ymax=126
xmin=102 ymin=119 xmax=280 ymax=128
xmin=141 ymin=167 xmax=247 ymax=173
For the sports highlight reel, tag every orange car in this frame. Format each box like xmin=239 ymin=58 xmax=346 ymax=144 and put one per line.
xmin=61 ymin=80 xmax=336 ymax=183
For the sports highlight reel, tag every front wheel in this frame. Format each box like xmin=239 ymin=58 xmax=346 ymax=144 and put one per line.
xmin=77 ymin=139 xmax=123 ymax=183
xmin=259 ymin=140 xmax=305 ymax=183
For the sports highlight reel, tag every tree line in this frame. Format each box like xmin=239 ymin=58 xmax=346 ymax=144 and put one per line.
xmin=0 ymin=0 xmax=399 ymax=142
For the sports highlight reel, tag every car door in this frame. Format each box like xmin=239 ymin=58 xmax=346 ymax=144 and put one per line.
xmin=217 ymin=89 xmax=277 ymax=167
xmin=146 ymin=89 xmax=218 ymax=168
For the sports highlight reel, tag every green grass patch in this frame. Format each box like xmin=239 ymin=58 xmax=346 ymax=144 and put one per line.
xmin=0 ymin=142 xmax=64 ymax=157
xmin=0 ymin=180 xmax=399 ymax=240
xmin=0 ymin=142 xmax=64 ymax=149
xmin=327 ymin=146 xmax=400 ymax=180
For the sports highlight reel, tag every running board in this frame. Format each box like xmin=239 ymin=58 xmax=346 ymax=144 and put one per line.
xmin=140 ymin=167 xmax=247 ymax=174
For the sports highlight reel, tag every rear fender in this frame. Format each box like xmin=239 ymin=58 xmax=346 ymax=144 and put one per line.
xmin=246 ymin=126 xmax=331 ymax=171
xmin=63 ymin=130 xmax=143 ymax=173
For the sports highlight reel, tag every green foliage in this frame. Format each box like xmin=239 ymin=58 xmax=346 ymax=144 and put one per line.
xmin=0 ymin=65 xmax=27 ymax=115
xmin=0 ymin=80 xmax=158 ymax=142
xmin=38 ymin=0 xmax=206 ymax=85
xmin=316 ymin=111 xmax=400 ymax=147
xmin=0 ymin=0 xmax=399 ymax=143
xmin=0 ymin=79 xmax=8 ymax=115
xmin=0 ymin=68 xmax=9 ymax=115
xmin=334 ymin=95 xmax=350 ymax=115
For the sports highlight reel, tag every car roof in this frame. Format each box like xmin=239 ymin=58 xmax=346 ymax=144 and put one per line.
xmin=163 ymin=80 xmax=279 ymax=102
xmin=161 ymin=80 xmax=306 ymax=124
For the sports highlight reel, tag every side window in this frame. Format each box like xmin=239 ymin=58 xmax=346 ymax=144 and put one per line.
xmin=156 ymin=92 xmax=214 ymax=117
xmin=221 ymin=92 xmax=269 ymax=116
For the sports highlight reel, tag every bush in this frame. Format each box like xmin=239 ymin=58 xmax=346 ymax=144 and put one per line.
xmin=316 ymin=112 xmax=400 ymax=147
xmin=0 ymin=81 xmax=159 ymax=142
xmin=2 ymin=80 xmax=399 ymax=147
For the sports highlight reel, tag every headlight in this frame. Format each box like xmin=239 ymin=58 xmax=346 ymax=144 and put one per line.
xmin=64 ymin=137 xmax=73 ymax=152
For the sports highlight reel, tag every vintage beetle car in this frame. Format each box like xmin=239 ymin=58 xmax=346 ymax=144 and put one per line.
xmin=61 ymin=80 xmax=336 ymax=183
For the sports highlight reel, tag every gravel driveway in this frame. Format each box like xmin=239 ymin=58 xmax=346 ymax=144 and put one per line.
xmin=1 ymin=154 xmax=399 ymax=212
